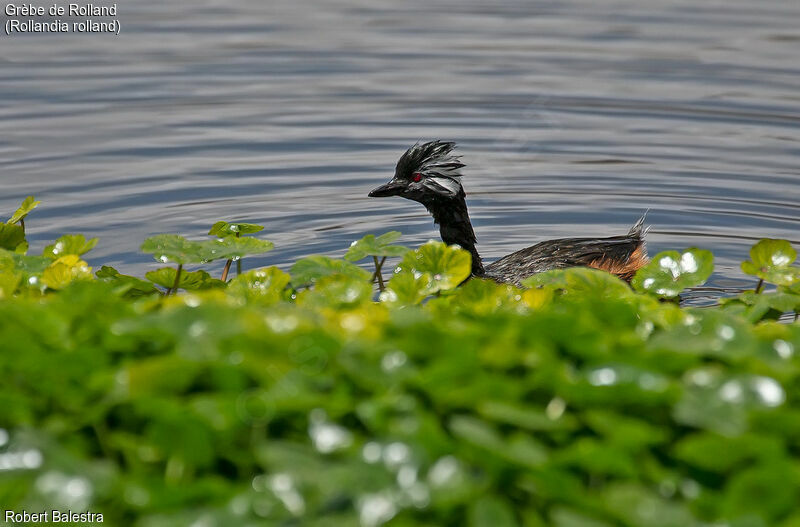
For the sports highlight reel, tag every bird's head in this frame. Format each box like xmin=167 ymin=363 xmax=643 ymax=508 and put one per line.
xmin=368 ymin=140 xmax=465 ymax=204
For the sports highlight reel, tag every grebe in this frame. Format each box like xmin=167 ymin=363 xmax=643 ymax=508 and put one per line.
xmin=368 ymin=140 xmax=649 ymax=286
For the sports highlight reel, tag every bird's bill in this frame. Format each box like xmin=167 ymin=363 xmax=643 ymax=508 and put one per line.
xmin=368 ymin=179 xmax=405 ymax=197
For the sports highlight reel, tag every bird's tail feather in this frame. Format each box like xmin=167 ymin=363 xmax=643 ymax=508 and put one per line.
xmin=628 ymin=209 xmax=650 ymax=239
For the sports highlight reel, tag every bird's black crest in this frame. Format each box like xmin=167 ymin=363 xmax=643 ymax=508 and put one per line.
xmin=395 ymin=140 xmax=465 ymax=179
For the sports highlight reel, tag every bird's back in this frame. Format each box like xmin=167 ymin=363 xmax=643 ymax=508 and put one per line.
xmin=484 ymin=215 xmax=648 ymax=286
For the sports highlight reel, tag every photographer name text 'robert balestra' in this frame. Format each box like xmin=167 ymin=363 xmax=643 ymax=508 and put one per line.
xmin=5 ymin=509 xmax=104 ymax=523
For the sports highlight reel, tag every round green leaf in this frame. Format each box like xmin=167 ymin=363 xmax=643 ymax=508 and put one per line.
xmin=674 ymin=370 xmax=785 ymax=435
xmin=7 ymin=195 xmax=40 ymax=225
xmin=723 ymin=463 xmax=798 ymax=521
xmin=602 ymin=483 xmax=694 ymax=527
xmin=429 ymin=278 xmax=524 ymax=316
xmin=141 ymin=234 xmax=207 ymax=265
xmin=647 ymin=308 xmax=756 ymax=359
xmin=43 ymin=234 xmax=98 ymax=259
xmin=145 ymin=267 xmax=224 ymax=291
xmin=736 ymin=290 xmax=800 ymax=311
xmin=673 ymin=432 xmax=782 ymax=473
xmin=0 ymin=248 xmax=51 ymax=277
xmin=201 ymin=237 xmax=274 ymax=261
xmin=344 ymin=231 xmax=409 ymax=262
xmin=523 ymin=267 xmax=632 ymax=298
xmin=226 ymin=267 xmax=290 ymax=305
xmin=42 ymin=255 xmax=93 ymax=290
xmin=0 ymin=254 xmax=22 ymax=298
xmin=727 ymin=290 xmax=800 ymax=322
xmin=746 ymin=239 xmax=796 ymax=267
xmin=297 ymin=274 xmax=373 ymax=309
xmin=289 ymin=255 xmax=371 ymax=285
xmin=632 ymin=248 xmax=713 ymax=298
xmin=449 ymin=415 xmax=505 ymax=452
xmin=0 ymin=223 xmax=25 ymax=251
xmin=208 ymin=221 xmax=264 ymax=237
xmin=394 ymin=241 xmax=471 ymax=295
xmin=468 ymin=496 xmax=519 ymax=527
xmin=477 ymin=400 xmax=578 ymax=432
xmin=380 ymin=269 xmax=428 ymax=306
xmin=96 ymin=265 xmax=159 ymax=297
xmin=741 ymin=239 xmax=799 ymax=287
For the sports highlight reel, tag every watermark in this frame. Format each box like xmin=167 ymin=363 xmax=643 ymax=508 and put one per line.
xmin=3 ymin=3 xmax=120 ymax=35
xmin=3 ymin=509 xmax=104 ymax=523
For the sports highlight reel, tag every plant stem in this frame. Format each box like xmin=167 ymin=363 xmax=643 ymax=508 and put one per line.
xmin=755 ymin=279 xmax=764 ymax=294
xmin=168 ymin=264 xmax=182 ymax=296
xmin=221 ymin=259 xmax=232 ymax=281
xmin=373 ymin=256 xmax=386 ymax=292
xmin=236 ymin=232 xmax=242 ymax=276
xmin=19 ymin=218 xmax=25 ymax=234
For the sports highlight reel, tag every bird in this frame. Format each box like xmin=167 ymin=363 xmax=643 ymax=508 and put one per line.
xmin=368 ymin=140 xmax=649 ymax=286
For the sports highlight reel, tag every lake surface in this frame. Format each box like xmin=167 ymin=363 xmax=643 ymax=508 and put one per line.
xmin=2 ymin=0 xmax=799 ymax=301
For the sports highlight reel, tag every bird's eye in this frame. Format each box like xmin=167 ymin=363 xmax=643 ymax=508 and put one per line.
xmin=412 ymin=173 xmax=422 ymax=182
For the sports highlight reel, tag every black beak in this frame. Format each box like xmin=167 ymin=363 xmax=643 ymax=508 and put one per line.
xmin=368 ymin=179 xmax=405 ymax=197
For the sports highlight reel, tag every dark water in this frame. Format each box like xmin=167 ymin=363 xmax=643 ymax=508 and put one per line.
xmin=2 ymin=0 xmax=799 ymax=299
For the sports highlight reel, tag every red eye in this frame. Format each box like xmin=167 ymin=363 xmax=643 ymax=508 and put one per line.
xmin=412 ymin=173 xmax=422 ymax=182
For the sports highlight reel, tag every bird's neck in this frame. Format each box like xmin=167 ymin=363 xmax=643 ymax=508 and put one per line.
xmin=423 ymin=194 xmax=484 ymax=276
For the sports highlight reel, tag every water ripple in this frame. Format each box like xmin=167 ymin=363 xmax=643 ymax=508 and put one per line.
xmin=0 ymin=0 xmax=798 ymax=302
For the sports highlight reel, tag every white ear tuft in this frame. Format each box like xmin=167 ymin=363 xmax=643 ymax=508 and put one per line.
xmin=425 ymin=176 xmax=462 ymax=197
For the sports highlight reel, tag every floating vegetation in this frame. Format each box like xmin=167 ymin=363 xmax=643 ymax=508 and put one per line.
xmin=1 ymin=196 xmax=799 ymax=526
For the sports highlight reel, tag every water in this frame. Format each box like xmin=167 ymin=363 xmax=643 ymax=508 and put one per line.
xmin=2 ymin=0 xmax=799 ymax=300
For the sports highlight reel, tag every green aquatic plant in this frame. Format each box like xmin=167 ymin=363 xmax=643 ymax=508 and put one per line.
xmin=524 ymin=265 xmax=634 ymax=298
xmin=141 ymin=229 xmax=274 ymax=294
xmin=2 ymin=195 xmax=40 ymax=254
xmin=96 ymin=265 xmax=159 ymax=298
xmin=345 ymin=231 xmax=409 ymax=291
xmin=140 ymin=234 xmax=208 ymax=295
xmin=209 ymin=235 xmax=275 ymax=282
xmin=41 ymin=254 xmax=93 ymax=289
xmin=741 ymin=238 xmax=800 ymax=291
xmin=208 ymin=221 xmax=265 ymax=237
xmin=42 ymin=233 xmax=98 ymax=259
xmin=226 ymin=267 xmax=291 ymax=305
xmin=7 ymin=195 xmax=40 ymax=232
xmin=208 ymin=221 xmax=271 ymax=280
xmin=145 ymin=267 xmax=225 ymax=292
xmin=0 ymin=223 xmax=26 ymax=252
xmin=631 ymin=248 xmax=714 ymax=299
xmin=390 ymin=240 xmax=472 ymax=296
xmin=290 ymin=254 xmax=371 ymax=286
xmin=0 ymin=195 xmax=799 ymax=526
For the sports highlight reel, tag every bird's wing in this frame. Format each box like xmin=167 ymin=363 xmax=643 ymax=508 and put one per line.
xmin=484 ymin=223 xmax=648 ymax=284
